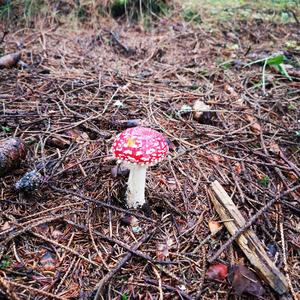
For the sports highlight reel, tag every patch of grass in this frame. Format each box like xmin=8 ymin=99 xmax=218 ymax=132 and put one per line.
xmin=182 ymin=7 xmax=202 ymax=23
xmin=180 ymin=0 xmax=300 ymax=24
xmin=0 ymin=0 xmax=170 ymax=26
xmin=0 ymin=0 xmax=47 ymax=24
xmin=110 ymin=0 xmax=169 ymax=21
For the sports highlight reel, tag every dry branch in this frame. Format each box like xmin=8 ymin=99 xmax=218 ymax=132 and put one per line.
xmin=93 ymin=228 xmax=156 ymax=299
xmin=0 ymin=277 xmax=67 ymax=300
xmin=51 ymin=186 xmax=155 ymax=222
xmin=0 ymin=277 xmax=21 ymax=300
xmin=209 ymin=180 xmax=289 ymax=295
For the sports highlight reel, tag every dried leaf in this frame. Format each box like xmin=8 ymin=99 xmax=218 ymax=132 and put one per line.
xmin=65 ymin=129 xmax=89 ymax=143
xmin=47 ymin=129 xmax=89 ymax=148
xmin=156 ymin=238 xmax=173 ymax=261
xmin=208 ymin=220 xmax=223 ymax=235
xmin=245 ymin=114 xmax=261 ymax=134
xmin=47 ymin=136 xmax=70 ymax=149
xmin=268 ymin=141 xmax=282 ymax=155
xmin=193 ymin=100 xmax=211 ymax=121
xmin=0 ymin=52 xmax=21 ymax=68
xmin=120 ymin=215 xmax=139 ymax=227
xmin=51 ymin=229 xmax=64 ymax=240
xmin=234 ymin=162 xmax=242 ymax=174
xmin=228 ymin=264 xmax=265 ymax=297
xmin=224 ymin=84 xmax=239 ymax=99
xmin=206 ymin=263 xmax=228 ymax=281
xmin=39 ymin=251 xmax=56 ymax=273
xmin=0 ymin=138 xmax=27 ymax=177
xmin=1 ymin=222 xmax=11 ymax=231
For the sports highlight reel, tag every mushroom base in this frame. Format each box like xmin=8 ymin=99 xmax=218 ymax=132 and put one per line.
xmin=126 ymin=164 xmax=147 ymax=208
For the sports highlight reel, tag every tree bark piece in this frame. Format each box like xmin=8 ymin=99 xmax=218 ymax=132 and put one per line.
xmin=209 ymin=180 xmax=288 ymax=295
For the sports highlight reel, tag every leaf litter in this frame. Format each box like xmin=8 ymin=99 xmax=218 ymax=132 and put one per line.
xmin=0 ymin=6 xmax=299 ymax=300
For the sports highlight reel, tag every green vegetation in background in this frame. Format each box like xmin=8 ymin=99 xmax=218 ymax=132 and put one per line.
xmin=0 ymin=0 xmax=299 ymax=27
xmin=111 ymin=0 xmax=168 ymax=19
xmin=182 ymin=7 xmax=202 ymax=23
xmin=0 ymin=0 xmax=169 ymax=25
xmin=181 ymin=0 xmax=299 ymax=24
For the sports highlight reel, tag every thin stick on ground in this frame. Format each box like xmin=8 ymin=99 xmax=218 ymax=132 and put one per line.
xmin=144 ymin=278 xmax=193 ymax=300
xmin=0 ymin=277 xmax=21 ymax=300
xmin=93 ymin=228 xmax=157 ymax=300
xmin=208 ymin=182 xmax=300 ymax=263
xmin=0 ymin=277 xmax=67 ymax=300
xmin=51 ymin=186 xmax=155 ymax=222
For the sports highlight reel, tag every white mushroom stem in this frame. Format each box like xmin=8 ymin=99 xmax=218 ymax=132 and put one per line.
xmin=126 ymin=164 xmax=148 ymax=208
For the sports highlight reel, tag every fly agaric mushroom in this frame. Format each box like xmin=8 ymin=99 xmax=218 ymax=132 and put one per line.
xmin=112 ymin=127 xmax=168 ymax=208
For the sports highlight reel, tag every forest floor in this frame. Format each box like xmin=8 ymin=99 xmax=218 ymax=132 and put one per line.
xmin=0 ymin=4 xmax=300 ymax=300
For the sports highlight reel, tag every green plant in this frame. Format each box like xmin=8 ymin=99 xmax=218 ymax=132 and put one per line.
xmin=110 ymin=0 xmax=168 ymax=21
xmin=0 ymin=1 xmax=12 ymax=19
xmin=121 ymin=293 xmax=129 ymax=300
xmin=260 ymin=175 xmax=270 ymax=187
xmin=288 ymin=103 xmax=296 ymax=110
xmin=182 ymin=7 xmax=202 ymax=23
xmin=0 ymin=256 xmax=11 ymax=269
xmin=245 ymin=54 xmax=292 ymax=94
xmin=1 ymin=125 xmax=12 ymax=133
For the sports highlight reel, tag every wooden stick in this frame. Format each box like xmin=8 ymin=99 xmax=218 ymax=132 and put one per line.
xmin=0 ymin=277 xmax=21 ymax=300
xmin=209 ymin=180 xmax=288 ymax=295
xmin=0 ymin=277 xmax=66 ymax=300
xmin=144 ymin=278 xmax=193 ymax=300
xmin=51 ymin=186 xmax=154 ymax=223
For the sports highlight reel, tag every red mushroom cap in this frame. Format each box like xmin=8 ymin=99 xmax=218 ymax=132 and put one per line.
xmin=111 ymin=127 xmax=168 ymax=165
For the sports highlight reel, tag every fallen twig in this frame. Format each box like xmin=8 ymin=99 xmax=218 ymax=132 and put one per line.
xmin=93 ymin=228 xmax=157 ymax=299
xmin=0 ymin=277 xmax=67 ymax=300
xmin=51 ymin=186 xmax=154 ymax=223
xmin=144 ymin=278 xmax=193 ymax=300
xmin=209 ymin=182 xmax=300 ymax=263
xmin=0 ymin=277 xmax=21 ymax=300
xmin=64 ymin=219 xmax=174 ymax=265
xmin=209 ymin=180 xmax=289 ymax=295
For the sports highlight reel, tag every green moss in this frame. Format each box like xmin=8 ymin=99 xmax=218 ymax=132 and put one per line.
xmin=183 ymin=8 xmax=202 ymax=23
